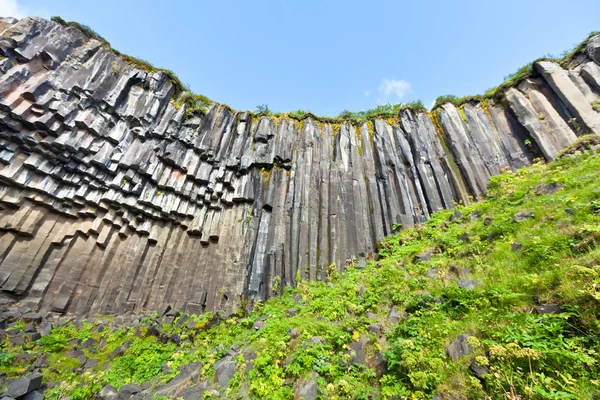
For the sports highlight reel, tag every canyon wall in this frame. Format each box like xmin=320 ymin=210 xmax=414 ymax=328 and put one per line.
xmin=0 ymin=17 xmax=599 ymax=316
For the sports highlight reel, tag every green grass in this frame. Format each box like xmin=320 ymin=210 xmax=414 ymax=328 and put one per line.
xmin=4 ymin=143 xmax=600 ymax=399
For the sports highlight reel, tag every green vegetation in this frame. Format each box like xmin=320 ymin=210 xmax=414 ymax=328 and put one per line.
xmin=174 ymin=91 xmax=212 ymax=117
xmin=50 ymin=16 xmax=109 ymax=46
xmin=4 ymin=141 xmax=600 ymax=399
xmin=431 ymin=95 xmax=482 ymax=112
xmin=252 ymin=101 xmax=426 ymax=125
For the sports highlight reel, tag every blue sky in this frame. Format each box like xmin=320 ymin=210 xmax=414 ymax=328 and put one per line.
xmin=2 ymin=0 xmax=600 ymax=115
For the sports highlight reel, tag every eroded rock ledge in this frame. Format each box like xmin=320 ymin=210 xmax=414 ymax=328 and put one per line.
xmin=0 ymin=17 xmax=598 ymax=316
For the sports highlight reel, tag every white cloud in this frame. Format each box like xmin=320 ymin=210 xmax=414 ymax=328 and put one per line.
xmin=364 ymin=90 xmax=370 ymax=97
xmin=377 ymin=77 xmax=411 ymax=104
xmin=0 ymin=0 xmax=31 ymax=18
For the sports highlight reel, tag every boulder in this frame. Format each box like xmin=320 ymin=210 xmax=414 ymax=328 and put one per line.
xmin=534 ymin=183 xmax=563 ymax=195
xmin=347 ymin=337 xmax=371 ymax=365
xmin=7 ymin=372 xmax=43 ymax=398
xmin=22 ymin=313 xmax=42 ymax=324
xmin=387 ymin=306 xmax=405 ymax=324
xmin=513 ymin=211 xmax=533 ymax=222
xmin=178 ymin=382 xmax=208 ymax=400
xmin=535 ymin=304 xmax=565 ymax=314
xmin=368 ymin=323 xmax=383 ymax=336
xmin=253 ymin=320 xmax=266 ymax=331
xmin=470 ymin=211 xmax=482 ymax=220
xmin=214 ymin=356 xmax=237 ymax=388
xmin=296 ymin=380 xmax=318 ymax=400
xmin=458 ymin=280 xmax=480 ymax=290
xmin=116 ymin=383 xmax=141 ymax=399
xmin=587 ymin=34 xmax=600 ymax=65
xmin=447 ymin=334 xmax=474 ymax=361
xmin=450 ymin=210 xmax=463 ymax=221
xmin=355 ymin=259 xmax=367 ymax=269
xmin=23 ymin=391 xmax=44 ymax=400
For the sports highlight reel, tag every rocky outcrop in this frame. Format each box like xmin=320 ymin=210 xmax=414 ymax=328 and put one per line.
xmin=0 ymin=17 xmax=598 ymax=316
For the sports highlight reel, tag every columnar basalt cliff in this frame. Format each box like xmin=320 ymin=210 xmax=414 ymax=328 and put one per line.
xmin=0 ymin=17 xmax=599 ymax=317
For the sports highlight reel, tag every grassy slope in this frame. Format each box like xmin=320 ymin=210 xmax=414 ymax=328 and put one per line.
xmin=3 ymin=148 xmax=600 ymax=399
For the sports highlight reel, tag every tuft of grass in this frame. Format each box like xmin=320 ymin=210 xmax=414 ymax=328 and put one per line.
xmin=431 ymin=95 xmax=481 ymax=112
xmin=51 ymin=16 xmax=109 ymax=46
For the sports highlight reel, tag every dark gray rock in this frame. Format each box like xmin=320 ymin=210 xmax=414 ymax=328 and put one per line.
xmin=483 ymin=217 xmax=493 ymax=226
xmin=252 ymin=320 xmax=266 ymax=331
xmin=427 ymin=268 xmax=441 ymax=279
xmin=371 ymin=351 xmax=388 ymax=378
xmin=447 ymin=334 xmax=473 ymax=361
xmin=214 ymin=356 xmax=237 ymax=388
xmin=368 ymin=323 xmax=383 ymax=336
xmin=513 ymin=211 xmax=534 ymax=222
xmin=23 ymin=391 xmax=44 ymax=400
xmin=450 ymin=210 xmax=463 ymax=221
xmin=448 ymin=265 xmax=471 ymax=278
xmin=347 ymin=337 xmax=371 ymax=365
xmin=511 ymin=242 xmax=522 ymax=251
xmin=83 ymin=358 xmax=98 ymax=369
xmin=9 ymin=336 xmax=24 ymax=345
xmin=535 ymin=183 xmax=564 ymax=195
xmin=355 ymin=259 xmax=367 ymax=269
xmin=7 ymin=372 xmax=42 ymax=398
xmin=535 ymin=304 xmax=565 ymax=314
xmin=285 ymin=308 xmax=297 ymax=316
xmin=365 ymin=312 xmax=377 ymax=320
xmin=458 ymin=280 xmax=480 ymax=290
xmin=414 ymin=251 xmax=432 ymax=262
xmin=116 ymin=384 xmax=141 ymax=399
xmin=587 ymin=34 xmax=600 ymax=64
xmin=178 ymin=382 xmax=208 ymax=400
xmin=470 ymin=210 xmax=482 ymax=220
xmin=387 ymin=306 xmax=405 ymax=324
xmin=288 ymin=328 xmax=300 ymax=339
xmin=97 ymin=384 xmax=117 ymax=400
xmin=22 ymin=313 xmax=42 ymax=324
xmin=296 ymin=380 xmax=318 ymax=400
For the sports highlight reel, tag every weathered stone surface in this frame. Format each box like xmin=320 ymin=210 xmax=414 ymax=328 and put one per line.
xmin=458 ymin=280 xmax=480 ymax=290
xmin=0 ymin=18 xmax=594 ymax=318
xmin=296 ymin=380 xmax=318 ymax=400
xmin=535 ymin=183 xmax=564 ymax=195
xmin=7 ymin=372 xmax=42 ymax=398
xmin=447 ymin=334 xmax=473 ymax=361
xmin=513 ymin=211 xmax=534 ymax=222
xmin=214 ymin=356 xmax=236 ymax=388
xmin=535 ymin=304 xmax=565 ymax=314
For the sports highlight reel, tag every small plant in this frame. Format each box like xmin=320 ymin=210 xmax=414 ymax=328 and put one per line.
xmin=255 ymin=104 xmax=271 ymax=115
xmin=592 ymin=98 xmax=600 ymax=113
xmin=272 ymin=276 xmax=281 ymax=294
xmin=538 ymin=112 xmax=546 ymax=120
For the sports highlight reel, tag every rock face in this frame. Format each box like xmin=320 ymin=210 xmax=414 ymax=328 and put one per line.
xmin=0 ymin=17 xmax=598 ymax=316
